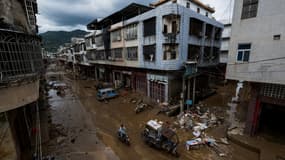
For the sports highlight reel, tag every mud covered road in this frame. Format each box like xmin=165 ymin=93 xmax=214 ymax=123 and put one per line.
xmin=43 ymin=64 xmax=259 ymax=160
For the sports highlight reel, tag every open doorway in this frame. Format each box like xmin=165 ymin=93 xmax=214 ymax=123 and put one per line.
xmin=258 ymin=103 xmax=285 ymax=144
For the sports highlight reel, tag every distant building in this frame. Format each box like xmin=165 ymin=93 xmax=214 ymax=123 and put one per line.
xmin=219 ymin=19 xmax=231 ymax=64
xmin=226 ymin=0 xmax=285 ymax=135
xmin=83 ymin=0 xmax=223 ymax=103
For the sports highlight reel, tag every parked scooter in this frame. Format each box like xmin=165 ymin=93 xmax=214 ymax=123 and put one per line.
xmin=135 ymin=102 xmax=148 ymax=114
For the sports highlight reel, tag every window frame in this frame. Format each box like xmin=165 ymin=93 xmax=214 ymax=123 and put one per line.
xmin=124 ymin=24 xmax=138 ymax=41
xmin=111 ymin=30 xmax=122 ymax=42
xmin=236 ymin=43 xmax=251 ymax=62
xmin=163 ymin=44 xmax=178 ymax=60
xmin=241 ymin=0 xmax=259 ymax=19
xmin=126 ymin=47 xmax=138 ymax=61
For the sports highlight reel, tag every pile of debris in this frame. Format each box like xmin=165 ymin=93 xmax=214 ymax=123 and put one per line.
xmin=176 ymin=104 xmax=228 ymax=157
xmin=177 ymin=105 xmax=224 ymax=130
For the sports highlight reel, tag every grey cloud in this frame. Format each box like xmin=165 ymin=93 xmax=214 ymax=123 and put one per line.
xmin=38 ymin=0 xmax=154 ymax=27
xmin=37 ymin=0 xmax=232 ymax=32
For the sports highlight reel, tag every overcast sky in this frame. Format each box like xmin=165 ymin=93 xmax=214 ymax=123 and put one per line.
xmin=37 ymin=0 xmax=234 ymax=33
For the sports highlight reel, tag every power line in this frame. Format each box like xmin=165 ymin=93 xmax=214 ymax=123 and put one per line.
xmin=227 ymin=57 xmax=285 ymax=65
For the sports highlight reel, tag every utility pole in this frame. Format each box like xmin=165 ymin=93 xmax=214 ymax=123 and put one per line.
xmin=181 ymin=61 xmax=197 ymax=113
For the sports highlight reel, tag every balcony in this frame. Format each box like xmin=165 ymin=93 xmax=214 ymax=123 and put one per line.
xmin=0 ymin=29 xmax=43 ymax=86
xmin=163 ymin=33 xmax=177 ymax=44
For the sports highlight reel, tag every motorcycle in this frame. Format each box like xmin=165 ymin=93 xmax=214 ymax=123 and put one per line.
xmin=135 ymin=102 xmax=148 ymax=114
xmin=117 ymin=131 xmax=130 ymax=146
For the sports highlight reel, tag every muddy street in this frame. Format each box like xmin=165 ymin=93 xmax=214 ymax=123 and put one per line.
xmin=43 ymin=67 xmax=119 ymax=160
xmin=42 ymin=65 xmax=260 ymax=160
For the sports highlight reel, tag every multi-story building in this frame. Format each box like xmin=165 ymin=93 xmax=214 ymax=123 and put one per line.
xmin=220 ymin=19 xmax=231 ymax=64
xmin=226 ymin=0 xmax=285 ymax=135
xmin=86 ymin=0 xmax=223 ymax=103
xmin=0 ymin=0 xmax=43 ymax=159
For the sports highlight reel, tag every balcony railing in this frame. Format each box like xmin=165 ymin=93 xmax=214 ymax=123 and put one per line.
xmin=163 ymin=33 xmax=177 ymax=44
xmin=0 ymin=29 xmax=43 ymax=85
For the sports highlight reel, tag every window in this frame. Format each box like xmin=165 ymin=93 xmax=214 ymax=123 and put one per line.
xmin=206 ymin=12 xmax=209 ymax=17
xmin=126 ymin=47 xmax=138 ymax=61
xmin=273 ymin=35 xmax=281 ymax=40
xmin=143 ymin=17 xmax=156 ymax=37
xmin=111 ymin=48 xmax=123 ymax=59
xmin=91 ymin=37 xmax=95 ymax=44
xmin=241 ymin=0 xmax=258 ymax=19
xmin=189 ymin=18 xmax=203 ymax=37
xmin=237 ymin=44 xmax=251 ymax=62
xmin=143 ymin=45 xmax=156 ymax=62
xmin=95 ymin=50 xmax=105 ymax=60
xmin=197 ymin=8 xmax=200 ymax=13
xmin=186 ymin=2 xmax=190 ymax=8
xmin=124 ymin=24 xmax=138 ymax=41
xmin=163 ymin=45 xmax=178 ymax=60
xmin=95 ymin=36 xmax=103 ymax=47
xmin=111 ymin=30 xmax=121 ymax=42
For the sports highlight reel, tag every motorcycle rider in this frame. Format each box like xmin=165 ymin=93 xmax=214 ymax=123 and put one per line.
xmin=118 ymin=124 xmax=127 ymax=138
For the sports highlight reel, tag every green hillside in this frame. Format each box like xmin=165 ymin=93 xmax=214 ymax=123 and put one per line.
xmin=40 ymin=29 xmax=89 ymax=52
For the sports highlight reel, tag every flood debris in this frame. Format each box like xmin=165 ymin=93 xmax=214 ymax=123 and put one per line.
xmin=56 ymin=136 xmax=66 ymax=144
xmin=179 ymin=104 xmax=228 ymax=157
xmin=134 ymin=100 xmax=152 ymax=114
xmin=157 ymin=103 xmax=180 ymax=116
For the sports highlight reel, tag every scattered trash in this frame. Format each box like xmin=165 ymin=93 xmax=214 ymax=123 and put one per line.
xmin=185 ymin=138 xmax=203 ymax=150
xmin=56 ymin=136 xmax=66 ymax=144
xmin=192 ymin=130 xmax=201 ymax=137
xmin=219 ymin=138 xmax=229 ymax=145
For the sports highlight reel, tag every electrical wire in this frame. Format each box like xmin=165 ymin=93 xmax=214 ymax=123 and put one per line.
xmin=227 ymin=57 xmax=285 ymax=65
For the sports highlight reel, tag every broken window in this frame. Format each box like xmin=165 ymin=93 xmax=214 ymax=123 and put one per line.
xmin=241 ymin=0 xmax=258 ymax=19
xmin=144 ymin=17 xmax=156 ymax=37
xmin=143 ymin=45 xmax=156 ymax=62
xmin=126 ymin=47 xmax=138 ymax=61
xmin=188 ymin=44 xmax=201 ymax=61
xmin=189 ymin=18 xmax=203 ymax=37
xmin=237 ymin=43 xmax=251 ymax=62
xmin=163 ymin=44 xmax=178 ymax=60
xmin=124 ymin=24 xmax=138 ymax=41
xmin=111 ymin=30 xmax=121 ymax=42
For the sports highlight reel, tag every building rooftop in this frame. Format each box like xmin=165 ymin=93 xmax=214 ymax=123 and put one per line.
xmin=87 ymin=3 xmax=153 ymax=30
xmin=150 ymin=0 xmax=215 ymax=13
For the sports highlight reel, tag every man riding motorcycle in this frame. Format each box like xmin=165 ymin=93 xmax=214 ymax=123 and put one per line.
xmin=117 ymin=124 xmax=130 ymax=145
